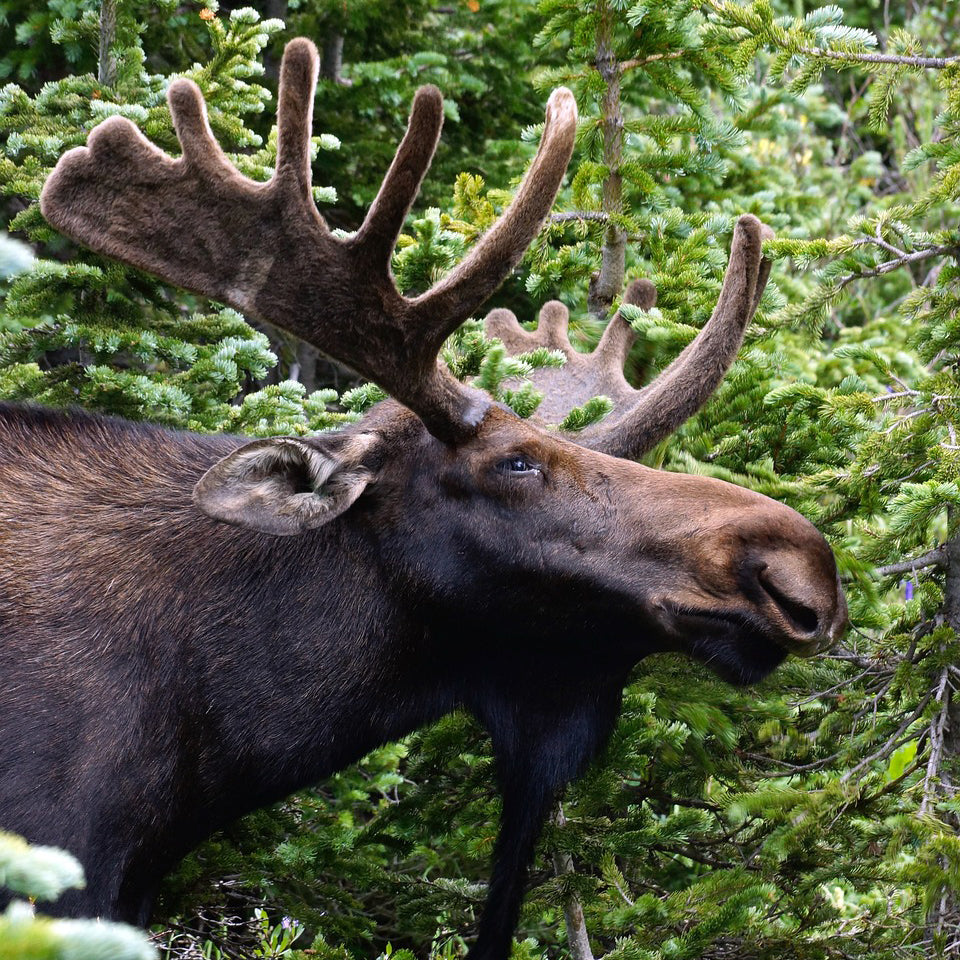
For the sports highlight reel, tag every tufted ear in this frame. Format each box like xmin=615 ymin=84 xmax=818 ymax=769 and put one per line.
xmin=193 ymin=433 xmax=379 ymax=536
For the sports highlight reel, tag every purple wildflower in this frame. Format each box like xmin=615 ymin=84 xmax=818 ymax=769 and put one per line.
xmin=905 ymin=580 xmax=914 ymax=601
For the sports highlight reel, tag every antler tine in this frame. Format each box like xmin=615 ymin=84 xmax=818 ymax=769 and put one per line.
xmin=530 ymin=301 xmax=571 ymax=349
xmin=354 ymin=86 xmax=445 ymax=268
xmin=593 ymin=278 xmax=656 ymax=371
xmin=483 ymin=293 xmax=644 ymax=424
xmin=275 ymin=37 xmax=324 ymax=201
xmin=40 ymin=41 xmax=329 ymax=312
xmin=582 ymin=214 xmax=773 ymax=458
xmin=167 ymin=82 xmax=235 ymax=180
xmin=410 ymin=88 xmax=578 ymax=342
xmin=484 ymin=308 xmax=529 ymax=353
xmin=484 ymin=301 xmax=571 ymax=353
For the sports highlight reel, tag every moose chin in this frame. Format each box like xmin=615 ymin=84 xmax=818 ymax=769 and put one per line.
xmin=0 ymin=36 xmax=847 ymax=960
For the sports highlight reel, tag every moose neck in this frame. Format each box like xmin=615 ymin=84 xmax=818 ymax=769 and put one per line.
xmin=157 ymin=492 xmax=460 ymax=821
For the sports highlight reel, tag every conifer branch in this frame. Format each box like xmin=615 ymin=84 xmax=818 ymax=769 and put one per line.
xmin=836 ymin=244 xmax=955 ymax=292
xmin=875 ymin=546 xmax=948 ymax=577
xmin=797 ymin=48 xmax=960 ymax=70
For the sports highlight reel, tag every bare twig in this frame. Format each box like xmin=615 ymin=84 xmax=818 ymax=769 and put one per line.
xmin=875 ymin=545 xmax=948 ymax=578
xmin=550 ymin=211 xmax=611 ymax=224
xmin=852 ymin=235 xmax=906 ymax=259
xmin=793 ymin=668 xmax=875 ymax=705
xmin=798 ymin=47 xmax=960 ymax=70
xmin=840 ymin=688 xmax=935 ymax=783
xmin=836 ymin=244 xmax=955 ymax=292
xmin=619 ymin=50 xmax=690 ymax=72
xmin=920 ymin=669 xmax=951 ymax=816
xmin=871 ymin=389 xmax=919 ymax=402
xmin=551 ymin=804 xmax=595 ymax=960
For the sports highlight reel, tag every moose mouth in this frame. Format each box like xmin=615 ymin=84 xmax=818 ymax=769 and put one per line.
xmin=664 ymin=605 xmax=790 ymax=686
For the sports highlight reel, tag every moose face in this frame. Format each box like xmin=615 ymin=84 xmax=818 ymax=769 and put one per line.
xmin=193 ymin=401 xmax=846 ymax=686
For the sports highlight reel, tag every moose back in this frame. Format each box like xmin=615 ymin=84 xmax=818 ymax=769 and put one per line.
xmin=0 ymin=38 xmax=847 ymax=960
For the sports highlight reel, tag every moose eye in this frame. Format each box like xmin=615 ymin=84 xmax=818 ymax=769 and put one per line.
xmin=497 ymin=456 xmax=541 ymax=476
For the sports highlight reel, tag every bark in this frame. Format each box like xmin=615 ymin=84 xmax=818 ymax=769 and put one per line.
xmin=551 ymin=805 xmax=595 ymax=960
xmin=321 ymin=32 xmax=346 ymax=84
xmin=98 ymin=0 xmax=117 ymax=88
xmin=587 ymin=0 xmax=626 ymax=319
xmin=261 ymin=0 xmax=289 ymax=82
xmin=924 ymin=530 xmax=960 ymax=949
xmin=292 ymin=339 xmax=320 ymax=393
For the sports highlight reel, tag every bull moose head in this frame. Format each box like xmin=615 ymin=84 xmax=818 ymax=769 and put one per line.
xmin=20 ymin=35 xmax=848 ymax=960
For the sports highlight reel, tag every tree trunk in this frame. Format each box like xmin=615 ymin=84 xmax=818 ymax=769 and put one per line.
xmin=587 ymin=0 xmax=626 ymax=318
xmin=925 ymin=530 xmax=960 ymax=951
xmin=321 ymin=32 xmax=346 ymax=84
xmin=98 ymin=0 xmax=117 ymax=88
xmin=261 ymin=0 xmax=289 ymax=82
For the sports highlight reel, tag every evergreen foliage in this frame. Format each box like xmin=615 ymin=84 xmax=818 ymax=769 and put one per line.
xmin=0 ymin=832 xmax=156 ymax=960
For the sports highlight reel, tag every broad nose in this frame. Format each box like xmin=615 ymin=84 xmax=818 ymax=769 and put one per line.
xmin=745 ymin=549 xmax=848 ymax=655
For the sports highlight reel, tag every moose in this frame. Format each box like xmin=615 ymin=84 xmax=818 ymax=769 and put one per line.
xmin=0 ymin=37 xmax=847 ymax=959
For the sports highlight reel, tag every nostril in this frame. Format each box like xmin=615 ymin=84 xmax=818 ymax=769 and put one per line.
xmin=757 ymin=569 xmax=820 ymax=636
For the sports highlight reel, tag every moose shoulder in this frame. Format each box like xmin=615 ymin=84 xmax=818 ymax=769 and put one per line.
xmin=1 ymin=37 xmax=847 ymax=960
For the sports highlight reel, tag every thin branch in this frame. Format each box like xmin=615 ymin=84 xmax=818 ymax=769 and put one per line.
xmin=550 ymin=211 xmax=611 ymax=224
xmin=798 ymin=47 xmax=960 ymax=69
xmin=840 ymin=688 xmax=936 ymax=783
xmin=836 ymin=244 xmax=956 ymax=292
xmin=551 ymin=804 xmax=595 ymax=960
xmin=746 ymin=751 xmax=846 ymax=775
xmin=619 ymin=50 xmax=690 ymax=72
xmin=874 ymin=545 xmax=948 ymax=578
xmin=851 ymin=235 xmax=907 ymax=258
xmin=920 ymin=669 xmax=951 ymax=816
xmin=870 ymin=389 xmax=919 ymax=402
xmin=793 ymin=667 xmax=875 ymax=705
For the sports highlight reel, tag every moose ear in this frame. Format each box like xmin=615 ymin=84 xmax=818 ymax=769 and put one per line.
xmin=193 ymin=433 xmax=378 ymax=536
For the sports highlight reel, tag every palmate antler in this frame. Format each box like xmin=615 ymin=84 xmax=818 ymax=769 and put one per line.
xmin=41 ymin=36 xmax=771 ymax=455
xmin=485 ymin=214 xmax=773 ymax=459
xmin=39 ymin=38 xmax=577 ymax=445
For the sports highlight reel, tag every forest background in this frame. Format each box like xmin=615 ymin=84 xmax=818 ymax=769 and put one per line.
xmin=2 ymin=0 xmax=960 ymax=958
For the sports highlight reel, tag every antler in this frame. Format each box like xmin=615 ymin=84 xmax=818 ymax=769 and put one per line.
xmin=39 ymin=38 xmax=578 ymax=445
xmin=485 ymin=214 xmax=773 ymax=458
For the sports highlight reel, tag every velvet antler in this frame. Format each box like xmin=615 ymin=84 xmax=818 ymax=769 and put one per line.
xmin=40 ymin=38 xmax=578 ymax=445
xmin=485 ymin=214 xmax=773 ymax=458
